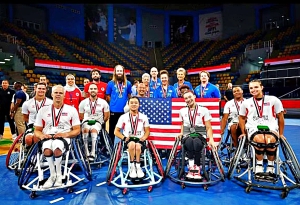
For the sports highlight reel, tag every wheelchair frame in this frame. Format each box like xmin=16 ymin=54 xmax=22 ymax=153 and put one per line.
xmin=227 ymin=135 xmax=300 ymax=198
xmin=80 ymin=120 xmax=113 ymax=168
xmin=106 ymin=140 xmax=164 ymax=195
xmin=17 ymin=136 xmax=92 ymax=199
xmin=165 ymin=137 xmax=225 ymax=190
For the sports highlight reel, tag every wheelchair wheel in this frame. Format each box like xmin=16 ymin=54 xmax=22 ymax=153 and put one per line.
xmin=102 ymin=129 xmax=113 ymax=157
xmin=73 ymin=137 xmax=92 ymax=181
xmin=211 ymin=148 xmax=225 ymax=181
xmin=6 ymin=133 xmax=24 ymax=170
xmin=106 ymin=141 xmax=122 ymax=184
xmin=18 ymin=142 xmax=39 ymax=189
xmin=280 ymin=138 xmax=300 ymax=183
xmin=148 ymin=141 xmax=164 ymax=178
xmin=227 ymin=136 xmax=246 ymax=179
xmin=164 ymin=138 xmax=180 ymax=177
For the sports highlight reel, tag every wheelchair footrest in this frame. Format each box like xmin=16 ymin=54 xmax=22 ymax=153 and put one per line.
xmin=255 ymin=172 xmax=278 ymax=183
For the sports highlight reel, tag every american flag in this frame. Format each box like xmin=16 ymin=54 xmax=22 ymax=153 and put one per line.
xmin=139 ymin=98 xmax=221 ymax=149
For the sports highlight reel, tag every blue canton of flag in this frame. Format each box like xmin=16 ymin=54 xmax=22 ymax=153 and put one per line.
xmin=139 ymin=98 xmax=171 ymax=125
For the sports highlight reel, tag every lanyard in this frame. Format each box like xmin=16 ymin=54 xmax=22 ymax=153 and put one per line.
xmin=51 ymin=104 xmax=64 ymax=127
xmin=188 ymin=105 xmax=198 ymax=128
xmin=177 ymin=81 xmax=184 ymax=97
xmin=129 ymin=113 xmax=139 ymax=136
xmin=35 ymin=98 xmax=46 ymax=113
xmin=253 ymin=96 xmax=264 ymax=118
xmin=89 ymin=98 xmax=97 ymax=114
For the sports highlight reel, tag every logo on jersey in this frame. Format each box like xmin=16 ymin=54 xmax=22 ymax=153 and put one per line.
xmin=76 ymin=93 xmax=79 ymax=96
xmin=101 ymin=87 xmax=104 ymax=91
xmin=62 ymin=112 xmax=68 ymax=116
xmin=264 ymin=102 xmax=270 ymax=106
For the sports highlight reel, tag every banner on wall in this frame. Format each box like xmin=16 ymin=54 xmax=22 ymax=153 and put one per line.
xmin=264 ymin=55 xmax=300 ymax=66
xmin=187 ymin=64 xmax=230 ymax=75
xmin=199 ymin=11 xmax=223 ymax=41
xmin=34 ymin=59 xmax=131 ymax=75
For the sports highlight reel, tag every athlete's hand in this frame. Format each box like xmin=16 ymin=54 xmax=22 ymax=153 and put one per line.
xmin=279 ymin=134 xmax=286 ymax=140
xmin=177 ymin=134 xmax=183 ymax=140
xmin=238 ymin=134 xmax=247 ymax=139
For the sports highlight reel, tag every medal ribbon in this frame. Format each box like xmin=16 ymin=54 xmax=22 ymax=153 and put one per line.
xmin=200 ymin=84 xmax=207 ymax=98
xmin=253 ymin=96 xmax=264 ymax=118
xmin=89 ymin=98 xmax=97 ymax=115
xmin=51 ymin=104 xmax=64 ymax=127
xmin=188 ymin=105 xmax=198 ymax=128
xmin=162 ymin=86 xmax=167 ymax=98
xmin=234 ymin=99 xmax=243 ymax=115
xmin=35 ymin=98 xmax=46 ymax=113
xmin=129 ymin=113 xmax=139 ymax=136
xmin=118 ymin=82 xmax=123 ymax=96
xmin=152 ymin=79 xmax=157 ymax=89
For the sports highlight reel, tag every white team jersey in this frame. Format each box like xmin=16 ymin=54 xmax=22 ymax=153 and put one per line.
xmin=22 ymin=97 xmax=53 ymax=125
xmin=79 ymin=98 xmax=110 ymax=124
xmin=116 ymin=112 xmax=149 ymax=138
xmin=179 ymin=105 xmax=212 ymax=128
xmin=34 ymin=104 xmax=81 ymax=135
xmin=239 ymin=95 xmax=284 ymax=130
xmin=223 ymin=99 xmax=244 ymax=123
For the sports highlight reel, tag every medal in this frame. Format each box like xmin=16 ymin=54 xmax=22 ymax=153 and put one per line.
xmin=51 ymin=104 xmax=64 ymax=134
xmin=117 ymin=82 xmax=124 ymax=98
xmin=253 ymin=96 xmax=264 ymax=122
xmin=190 ymin=127 xmax=195 ymax=133
xmin=129 ymin=112 xmax=139 ymax=136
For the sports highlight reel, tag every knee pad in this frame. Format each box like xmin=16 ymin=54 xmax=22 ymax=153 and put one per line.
xmin=250 ymin=141 xmax=266 ymax=149
xmin=265 ymin=149 xmax=277 ymax=156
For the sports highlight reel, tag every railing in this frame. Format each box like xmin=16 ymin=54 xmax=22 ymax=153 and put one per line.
xmin=245 ymin=40 xmax=273 ymax=52
xmin=17 ymin=44 xmax=31 ymax=66
xmin=260 ymin=67 xmax=300 ymax=78
xmin=232 ymin=52 xmax=246 ymax=71
xmin=0 ymin=34 xmax=17 ymax=44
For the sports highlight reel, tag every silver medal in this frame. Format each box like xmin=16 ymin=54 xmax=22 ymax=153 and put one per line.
xmin=190 ymin=127 xmax=195 ymax=133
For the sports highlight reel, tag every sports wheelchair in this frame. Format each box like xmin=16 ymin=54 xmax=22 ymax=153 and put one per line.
xmin=106 ymin=138 xmax=164 ymax=195
xmin=17 ymin=135 xmax=92 ymax=199
xmin=80 ymin=119 xmax=113 ymax=168
xmin=165 ymin=133 xmax=225 ymax=190
xmin=6 ymin=125 xmax=36 ymax=175
xmin=227 ymin=125 xmax=300 ymax=198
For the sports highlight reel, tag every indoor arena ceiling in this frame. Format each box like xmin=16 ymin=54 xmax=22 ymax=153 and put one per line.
xmin=139 ymin=4 xmax=221 ymax=11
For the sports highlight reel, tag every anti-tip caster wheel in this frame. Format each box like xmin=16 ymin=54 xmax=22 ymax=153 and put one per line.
xmin=29 ymin=191 xmax=37 ymax=199
xmin=245 ymin=186 xmax=252 ymax=193
xmin=203 ymin=185 xmax=208 ymax=191
xmin=147 ymin=186 xmax=153 ymax=192
xmin=181 ymin=183 xmax=186 ymax=189
xmin=67 ymin=188 xmax=73 ymax=193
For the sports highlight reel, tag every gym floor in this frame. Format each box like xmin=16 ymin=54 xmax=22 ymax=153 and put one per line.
xmin=0 ymin=119 xmax=299 ymax=205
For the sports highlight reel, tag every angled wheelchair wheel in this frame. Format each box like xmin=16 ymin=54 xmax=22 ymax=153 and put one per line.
xmin=6 ymin=133 xmax=24 ymax=170
xmin=73 ymin=137 xmax=92 ymax=181
xmin=164 ymin=138 xmax=180 ymax=177
xmin=212 ymin=148 xmax=225 ymax=181
xmin=148 ymin=141 xmax=164 ymax=178
xmin=18 ymin=142 xmax=39 ymax=189
xmin=106 ymin=141 xmax=122 ymax=185
xmin=227 ymin=136 xmax=246 ymax=179
xmin=280 ymin=138 xmax=300 ymax=183
xmin=102 ymin=129 xmax=113 ymax=157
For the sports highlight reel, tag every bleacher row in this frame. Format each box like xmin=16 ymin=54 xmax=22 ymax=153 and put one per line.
xmin=1 ymin=20 xmax=300 ymax=87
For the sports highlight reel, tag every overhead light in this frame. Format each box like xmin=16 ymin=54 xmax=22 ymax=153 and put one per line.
xmin=0 ymin=62 xmax=5 ymax=64
xmin=10 ymin=55 xmax=13 ymax=58
xmin=4 ymin=58 xmax=11 ymax=61
xmin=258 ymin=56 xmax=262 ymax=59
xmin=258 ymin=61 xmax=263 ymax=64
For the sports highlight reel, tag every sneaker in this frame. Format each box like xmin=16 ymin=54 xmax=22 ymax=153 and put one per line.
xmin=43 ymin=175 xmax=56 ymax=188
xmin=0 ymin=134 xmax=3 ymax=140
xmin=266 ymin=165 xmax=275 ymax=174
xmin=193 ymin=165 xmax=202 ymax=179
xmin=129 ymin=165 xmax=137 ymax=178
xmin=255 ymin=164 xmax=264 ymax=174
xmin=136 ymin=167 xmax=145 ymax=178
xmin=186 ymin=166 xmax=195 ymax=179
xmin=54 ymin=175 xmax=63 ymax=187
xmin=88 ymin=153 xmax=95 ymax=162
xmin=12 ymin=134 xmax=17 ymax=141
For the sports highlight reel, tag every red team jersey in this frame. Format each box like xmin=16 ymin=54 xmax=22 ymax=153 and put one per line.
xmin=63 ymin=88 xmax=83 ymax=112
xmin=84 ymin=81 xmax=107 ymax=99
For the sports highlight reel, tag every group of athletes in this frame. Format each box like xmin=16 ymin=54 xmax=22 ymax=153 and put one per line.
xmin=15 ymin=63 xmax=286 ymax=187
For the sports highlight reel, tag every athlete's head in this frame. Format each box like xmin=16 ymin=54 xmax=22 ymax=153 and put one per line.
xmin=176 ymin=67 xmax=186 ymax=81
xmin=128 ymin=96 xmax=140 ymax=112
xmin=90 ymin=69 xmax=101 ymax=82
xmin=150 ymin=67 xmax=158 ymax=78
xmin=113 ymin=64 xmax=127 ymax=84
xmin=142 ymin=73 xmax=150 ymax=86
xmin=182 ymin=90 xmax=196 ymax=107
xmin=51 ymin=85 xmax=65 ymax=104
xmin=88 ymin=83 xmax=98 ymax=98
xmin=160 ymin=70 xmax=169 ymax=86
xmin=35 ymin=82 xmax=47 ymax=97
xmin=249 ymin=79 xmax=263 ymax=98
xmin=137 ymin=83 xmax=146 ymax=97
xmin=233 ymin=86 xmax=243 ymax=100
xmin=199 ymin=71 xmax=210 ymax=83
